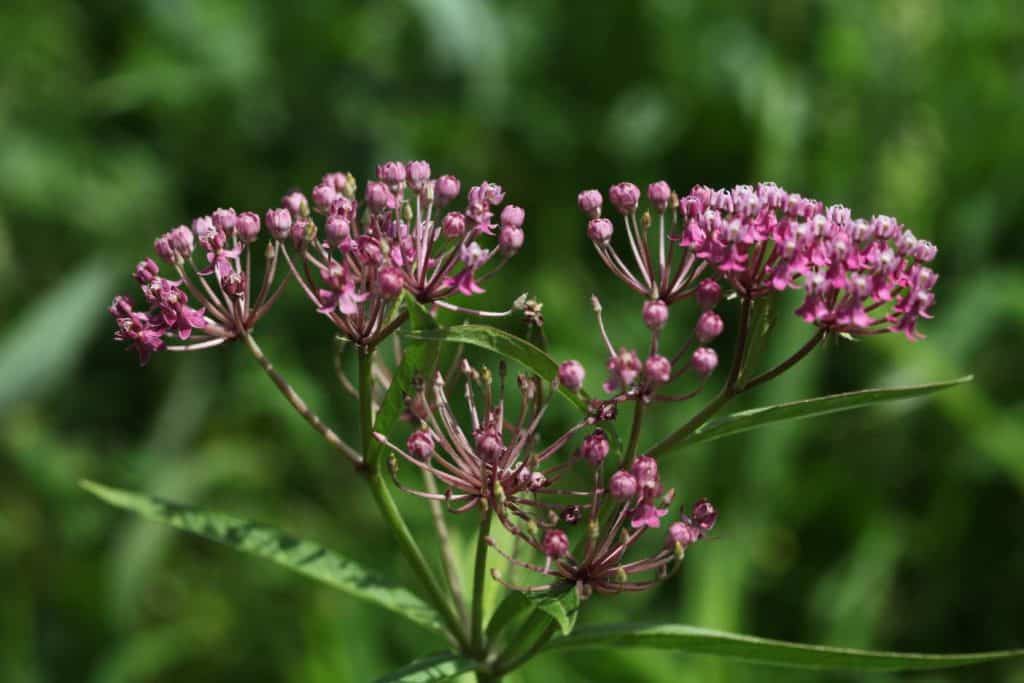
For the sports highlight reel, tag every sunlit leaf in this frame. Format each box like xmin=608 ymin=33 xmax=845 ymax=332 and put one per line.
xmin=543 ymin=623 xmax=1024 ymax=671
xmin=659 ymin=376 xmax=973 ymax=452
xmin=81 ymin=480 xmax=444 ymax=633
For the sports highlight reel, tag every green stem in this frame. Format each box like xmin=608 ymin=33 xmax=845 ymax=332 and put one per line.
xmin=624 ymin=397 xmax=646 ymax=465
xmin=494 ymin=618 xmax=558 ymax=675
xmin=471 ymin=508 xmax=493 ymax=656
xmin=739 ymin=329 xmax=827 ymax=392
xmin=357 ymin=348 xmax=470 ymax=650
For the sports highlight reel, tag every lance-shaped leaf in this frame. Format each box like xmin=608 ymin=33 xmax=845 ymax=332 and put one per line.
xmin=373 ymin=652 xmax=475 ymax=682
xmin=652 ymin=376 xmax=972 ymax=455
xmin=81 ymin=480 xmax=444 ymax=633
xmin=486 ymin=583 xmax=581 ymax=643
xmin=542 ymin=623 xmax=1024 ymax=671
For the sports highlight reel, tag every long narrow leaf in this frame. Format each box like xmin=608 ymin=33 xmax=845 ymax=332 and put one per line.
xmin=81 ymin=480 xmax=444 ymax=633
xmin=543 ymin=623 xmax=1023 ymax=671
xmin=373 ymin=653 xmax=475 ymax=682
xmin=681 ymin=375 xmax=973 ymax=449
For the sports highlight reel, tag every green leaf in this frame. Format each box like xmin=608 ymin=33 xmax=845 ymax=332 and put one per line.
xmin=81 ymin=480 xmax=444 ymax=633
xmin=371 ymin=297 xmax=440 ymax=463
xmin=684 ymin=376 xmax=973 ymax=449
xmin=543 ymin=623 xmax=1023 ymax=671
xmin=405 ymin=324 xmax=587 ymax=411
xmin=373 ymin=652 xmax=475 ymax=682
xmin=526 ymin=584 xmax=581 ymax=636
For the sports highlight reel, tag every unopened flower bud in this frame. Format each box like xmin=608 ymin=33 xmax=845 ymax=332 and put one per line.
xmin=690 ymin=498 xmax=718 ymax=532
xmin=133 ymin=258 xmax=160 ymax=284
xmin=500 ymin=204 xmax=525 ymax=228
xmin=642 ymin=299 xmax=669 ymax=331
xmin=648 ymin=181 xmax=672 ymax=212
xmin=631 ymin=456 xmax=659 ymax=491
xmin=542 ymin=529 xmax=570 ymax=559
xmin=192 ymin=215 xmax=215 ymax=241
xmin=435 ymin=174 xmax=461 ymax=206
xmin=365 ymin=181 xmax=395 ymax=213
xmin=577 ymin=189 xmax=603 ymax=218
xmin=442 ymin=211 xmax=466 ymax=238
xmin=644 ymin=354 xmax=672 ymax=385
xmin=474 ymin=426 xmax=504 ymax=461
xmin=170 ymin=225 xmax=194 ymax=257
xmin=557 ymin=360 xmax=586 ymax=392
xmin=695 ymin=310 xmax=724 ymax=343
xmin=609 ymin=470 xmax=638 ymax=499
xmin=667 ymin=521 xmax=700 ymax=549
xmin=696 ymin=278 xmax=722 ymax=310
xmin=265 ymin=208 xmax=293 ymax=240
xmin=154 ymin=234 xmax=175 ymax=262
xmin=498 ymin=225 xmax=524 ymax=255
xmin=406 ymin=160 xmax=431 ymax=190
xmin=580 ymin=429 xmax=610 ymax=466
xmin=587 ymin=218 xmax=614 ymax=243
xmin=376 ymin=161 xmax=406 ymax=186
xmin=325 ymin=215 xmax=351 ymax=245
xmin=282 ymin=191 xmax=308 ymax=216
xmin=691 ymin=347 xmax=718 ymax=376
xmin=212 ymin=208 xmax=237 ymax=233
xmin=406 ymin=429 xmax=435 ymax=461
xmin=312 ymin=183 xmax=338 ymax=211
xmin=377 ymin=266 xmax=405 ymax=299
xmin=609 ymin=182 xmax=641 ymax=214
xmin=109 ymin=295 xmax=134 ymax=317
xmin=322 ymin=171 xmax=349 ymax=193
xmin=236 ymin=212 xmax=261 ymax=243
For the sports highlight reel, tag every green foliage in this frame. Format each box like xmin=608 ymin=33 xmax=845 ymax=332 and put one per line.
xmin=543 ymin=623 xmax=1024 ymax=671
xmin=81 ymin=480 xmax=444 ymax=634
xmin=374 ymin=653 xmax=474 ymax=683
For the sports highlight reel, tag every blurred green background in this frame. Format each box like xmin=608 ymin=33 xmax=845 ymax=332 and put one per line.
xmin=2 ymin=0 xmax=1023 ymax=681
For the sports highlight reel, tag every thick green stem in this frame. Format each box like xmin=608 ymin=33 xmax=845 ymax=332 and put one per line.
xmin=357 ymin=349 xmax=470 ymax=650
xmin=470 ymin=508 xmax=493 ymax=656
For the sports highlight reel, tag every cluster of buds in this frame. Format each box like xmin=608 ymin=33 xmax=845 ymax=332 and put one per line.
xmin=110 ymin=209 xmax=285 ymax=364
xmin=578 ymin=181 xmax=704 ymax=303
xmin=677 ymin=183 xmax=938 ymax=339
xmin=374 ymin=361 xmax=606 ymax=525
xmin=491 ymin=453 xmax=717 ymax=597
xmin=280 ymin=161 xmax=526 ymax=344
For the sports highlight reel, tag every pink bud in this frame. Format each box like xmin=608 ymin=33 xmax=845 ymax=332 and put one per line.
xmin=500 ymin=204 xmax=525 ymax=228
xmin=577 ymin=189 xmax=603 ymax=218
xmin=631 ymin=455 xmax=659 ymax=491
xmin=212 ymin=208 xmax=237 ymax=233
xmin=312 ymin=183 xmax=338 ymax=211
xmin=170 ymin=226 xmax=194 ymax=256
xmin=376 ymin=161 xmax=407 ymax=186
xmin=690 ymin=498 xmax=718 ymax=532
xmin=498 ymin=225 xmax=524 ymax=255
xmin=609 ymin=182 xmax=641 ymax=214
xmin=696 ymin=278 xmax=722 ymax=310
xmin=642 ymin=299 xmax=669 ymax=331
xmin=609 ymin=470 xmax=638 ymax=499
xmin=406 ymin=429 xmax=436 ymax=461
xmin=377 ymin=266 xmax=405 ymax=299
xmin=325 ymin=215 xmax=351 ymax=245
xmin=365 ymin=181 xmax=395 ymax=213
xmin=691 ymin=347 xmax=718 ymax=376
xmin=132 ymin=258 xmax=160 ymax=284
xmin=542 ymin=529 xmax=570 ymax=559
xmin=435 ymin=175 xmax=461 ymax=205
xmin=695 ymin=310 xmax=724 ymax=343
xmin=154 ymin=234 xmax=175 ymax=262
xmin=644 ymin=354 xmax=672 ymax=385
xmin=236 ymin=212 xmax=261 ymax=243
xmin=192 ymin=215 xmax=215 ymax=241
xmin=282 ymin=192 xmax=307 ymax=216
xmin=580 ymin=429 xmax=610 ymax=466
xmin=406 ymin=160 xmax=431 ymax=190
xmin=647 ymin=181 xmax=672 ymax=212
xmin=667 ymin=521 xmax=700 ymax=548
xmin=442 ymin=211 xmax=466 ymax=238
xmin=473 ymin=426 xmax=504 ymax=461
xmin=587 ymin=218 xmax=614 ymax=243
xmin=322 ymin=172 xmax=349 ymax=193
xmin=265 ymin=208 xmax=293 ymax=240
xmin=557 ymin=360 xmax=586 ymax=392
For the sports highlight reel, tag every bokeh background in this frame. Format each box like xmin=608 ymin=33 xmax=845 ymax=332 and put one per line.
xmin=2 ymin=1 xmax=1023 ymax=681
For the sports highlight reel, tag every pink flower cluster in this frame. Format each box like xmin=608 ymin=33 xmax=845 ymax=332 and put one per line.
xmin=676 ymin=183 xmax=938 ymax=339
xmin=110 ymin=206 xmax=286 ymax=364
xmin=284 ymin=161 xmax=526 ymax=343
